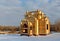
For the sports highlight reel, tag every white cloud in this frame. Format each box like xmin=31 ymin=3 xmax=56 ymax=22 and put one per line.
xmin=0 ymin=0 xmax=21 ymax=6
xmin=21 ymin=0 xmax=60 ymax=24
xmin=0 ymin=0 xmax=24 ymax=26
xmin=0 ymin=0 xmax=60 ymax=26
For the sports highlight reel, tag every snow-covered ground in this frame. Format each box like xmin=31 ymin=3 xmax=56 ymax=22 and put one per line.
xmin=0 ymin=32 xmax=60 ymax=41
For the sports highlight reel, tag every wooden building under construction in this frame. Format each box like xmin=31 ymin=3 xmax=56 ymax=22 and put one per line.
xmin=20 ymin=10 xmax=50 ymax=36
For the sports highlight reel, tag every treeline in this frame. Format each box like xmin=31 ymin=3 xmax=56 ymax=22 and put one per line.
xmin=51 ymin=19 xmax=60 ymax=32
xmin=0 ymin=19 xmax=60 ymax=32
xmin=0 ymin=26 xmax=19 ymax=31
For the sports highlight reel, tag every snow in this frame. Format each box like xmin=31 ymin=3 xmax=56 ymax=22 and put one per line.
xmin=0 ymin=32 xmax=60 ymax=41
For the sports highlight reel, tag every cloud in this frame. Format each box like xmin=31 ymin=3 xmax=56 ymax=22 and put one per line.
xmin=0 ymin=0 xmax=60 ymax=26
xmin=22 ymin=0 xmax=60 ymax=24
xmin=0 ymin=0 xmax=21 ymax=6
xmin=0 ymin=0 xmax=23 ymax=26
xmin=44 ymin=0 xmax=60 ymax=23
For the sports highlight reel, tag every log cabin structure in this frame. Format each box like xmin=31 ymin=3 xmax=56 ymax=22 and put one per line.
xmin=20 ymin=10 xmax=50 ymax=36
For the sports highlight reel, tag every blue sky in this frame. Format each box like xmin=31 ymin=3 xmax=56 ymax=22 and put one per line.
xmin=0 ymin=0 xmax=60 ymax=26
